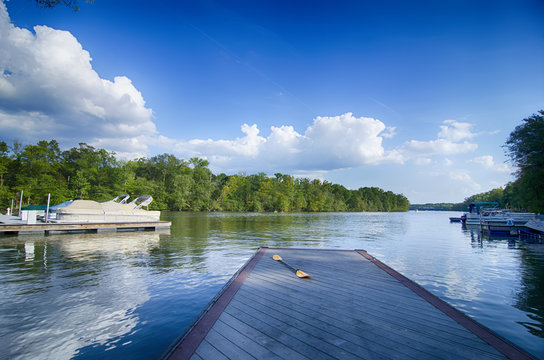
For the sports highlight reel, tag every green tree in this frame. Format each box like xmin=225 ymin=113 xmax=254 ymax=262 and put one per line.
xmin=189 ymin=158 xmax=212 ymax=211
xmin=0 ymin=141 xmax=9 ymax=188
xmin=0 ymin=142 xmax=15 ymax=209
xmin=504 ymin=110 xmax=544 ymax=212
xmin=12 ymin=140 xmax=68 ymax=205
xmin=61 ymin=143 xmax=121 ymax=201
xmin=70 ymin=170 xmax=90 ymax=197
xmin=0 ymin=139 xmax=411 ymax=213
xmin=256 ymin=177 xmax=275 ymax=211
xmin=166 ymin=171 xmax=194 ymax=211
xmin=463 ymin=188 xmax=505 ymax=208
xmin=246 ymin=173 xmax=267 ymax=211
xmin=219 ymin=175 xmax=243 ymax=211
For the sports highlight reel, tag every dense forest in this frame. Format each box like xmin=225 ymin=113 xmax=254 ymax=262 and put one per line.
xmin=0 ymin=140 xmax=410 ymax=213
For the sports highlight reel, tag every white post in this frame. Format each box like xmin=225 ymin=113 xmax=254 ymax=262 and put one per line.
xmin=45 ymin=193 xmax=51 ymax=223
xmin=18 ymin=190 xmax=23 ymax=216
xmin=10 ymin=199 xmax=14 ymax=215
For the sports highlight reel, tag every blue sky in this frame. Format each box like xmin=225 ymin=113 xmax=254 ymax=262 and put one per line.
xmin=1 ymin=0 xmax=543 ymax=203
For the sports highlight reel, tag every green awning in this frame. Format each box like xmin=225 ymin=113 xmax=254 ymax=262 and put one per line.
xmin=21 ymin=204 xmax=47 ymax=210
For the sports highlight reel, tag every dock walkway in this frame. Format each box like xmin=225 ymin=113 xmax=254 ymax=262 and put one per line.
xmin=166 ymin=248 xmax=534 ymax=360
xmin=0 ymin=218 xmax=171 ymax=235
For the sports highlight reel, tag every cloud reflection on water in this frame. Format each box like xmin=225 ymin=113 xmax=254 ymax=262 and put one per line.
xmin=1 ymin=232 xmax=163 ymax=360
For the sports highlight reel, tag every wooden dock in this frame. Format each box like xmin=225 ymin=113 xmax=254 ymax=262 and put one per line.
xmin=524 ymin=219 xmax=544 ymax=235
xmin=0 ymin=221 xmax=171 ymax=235
xmin=165 ymin=247 xmax=535 ymax=360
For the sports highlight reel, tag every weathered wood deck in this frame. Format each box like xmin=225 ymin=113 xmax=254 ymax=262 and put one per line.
xmin=525 ymin=219 xmax=544 ymax=234
xmin=165 ymin=248 xmax=535 ymax=360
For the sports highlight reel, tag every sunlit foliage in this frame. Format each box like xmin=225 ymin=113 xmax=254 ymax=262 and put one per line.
xmin=504 ymin=110 xmax=544 ymax=212
xmin=0 ymin=140 xmax=410 ymax=212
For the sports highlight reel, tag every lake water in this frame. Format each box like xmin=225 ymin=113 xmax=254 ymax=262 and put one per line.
xmin=0 ymin=211 xmax=543 ymax=359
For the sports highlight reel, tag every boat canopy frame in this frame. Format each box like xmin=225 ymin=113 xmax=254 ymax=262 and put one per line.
xmin=468 ymin=202 xmax=500 ymax=214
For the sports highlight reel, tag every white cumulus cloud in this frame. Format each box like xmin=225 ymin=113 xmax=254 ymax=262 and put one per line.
xmin=0 ymin=1 xmax=156 ymax=154
xmin=438 ymin=120 xmax=476 ymax=142
xmin=0 ymin=2 xmax=502 ymax=185
xmin=414 ymin=158 xmax=432 ymax=165
xmin=470 ymin=155 xmax=511 ymax=173
xmin=164 ymin=112 xmax=399 ymax=172
xmin=448 ymin=171 xmax=481 ymax=190
xmin=400 ymin=120 xmax=478 ymax=163
xmin=428 ymin=170 xmax=481 ymax=192
xmin=301 ymin=113 xmax=389 ymax=168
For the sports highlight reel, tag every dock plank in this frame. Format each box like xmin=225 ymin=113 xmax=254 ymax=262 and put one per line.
xmin=236 ymin=281 xmax=503 ymax=359
xmin=235 ymin=290 xmax=417 ymax=360
xmin=218 ymin=312 xmax=309 ymax=360
xmin=251 ymin=259 xmax=471 ymax=334
xmin=261 ymin=253 xmax=484 ymax=335
xmin=167 ymin=248 xmax=534 ymax=360
xmin=228 ymin=297 xmax=363 ymax=360
xmin=256 ymin=252 xmax=439 ymax=311
xmin=193 ymin=340 xmax=229 ymax=360
xmin=212 ymin=318 xmax=287 ymax=359
xmin=230 ymin=292 xmax=383 ymax=359
xmin=227 ymin=299 xmax=337 ymax=360
xmin=201 ymin=328 xmax=254 ymax=360
xmin=247 ymin=267 xmax=474 ymax=336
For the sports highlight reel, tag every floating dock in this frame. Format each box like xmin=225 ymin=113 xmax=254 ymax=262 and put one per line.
xmin=0 ymin=220 xmax=171 ymax=235
xmin=165 ymin=247 xmax=534 ymax=360
xmin=521 ymin=219 xmax=544 ymax=242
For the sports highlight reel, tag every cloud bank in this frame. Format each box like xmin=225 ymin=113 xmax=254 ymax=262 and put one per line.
xmin=470 ymin=155 xmax=511 ymax=173
xmin=152 ymin=115 xmax=481 ymax=174
xmin=400 ymin=120 xmax=478 ymax=161
xmin=162 ymin=112 xmax=400 ymax=172
xmin=0 ymin=1 xmax=156 ymax=157
xmin=0 ymin=2 xmax=482 ymax=176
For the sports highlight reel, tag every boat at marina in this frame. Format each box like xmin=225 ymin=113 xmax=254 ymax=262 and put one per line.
xmin=461 ymin=202 xmax=498 ymax=225
xmin=461 ymin=202 xmax=535 ymax=227
xmin=481 ymin=219 xmax=523 ymax=236
xmin=54 ymin=195 xmax=160 ymax=223
xmin=459 ymin=202 xmax=536 ymax=236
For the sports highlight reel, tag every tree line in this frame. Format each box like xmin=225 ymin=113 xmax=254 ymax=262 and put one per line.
xmin=0 ymin=140 xmax=410 ymax=213
xmin=411 ymin=187 xmax=515 ymax=212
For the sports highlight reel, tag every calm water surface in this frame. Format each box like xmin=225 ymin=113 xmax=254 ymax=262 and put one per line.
xmin=0 ymin=211 xmax=543 ymax=359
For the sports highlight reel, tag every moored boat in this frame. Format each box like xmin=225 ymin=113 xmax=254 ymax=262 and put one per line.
xmin=54 ymin=195 xmax=160 ymax=223
xmin=481 ymin=218 xmax=521 ymax=236
xmin=461 ymin=202 xmax=535 ymax=227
